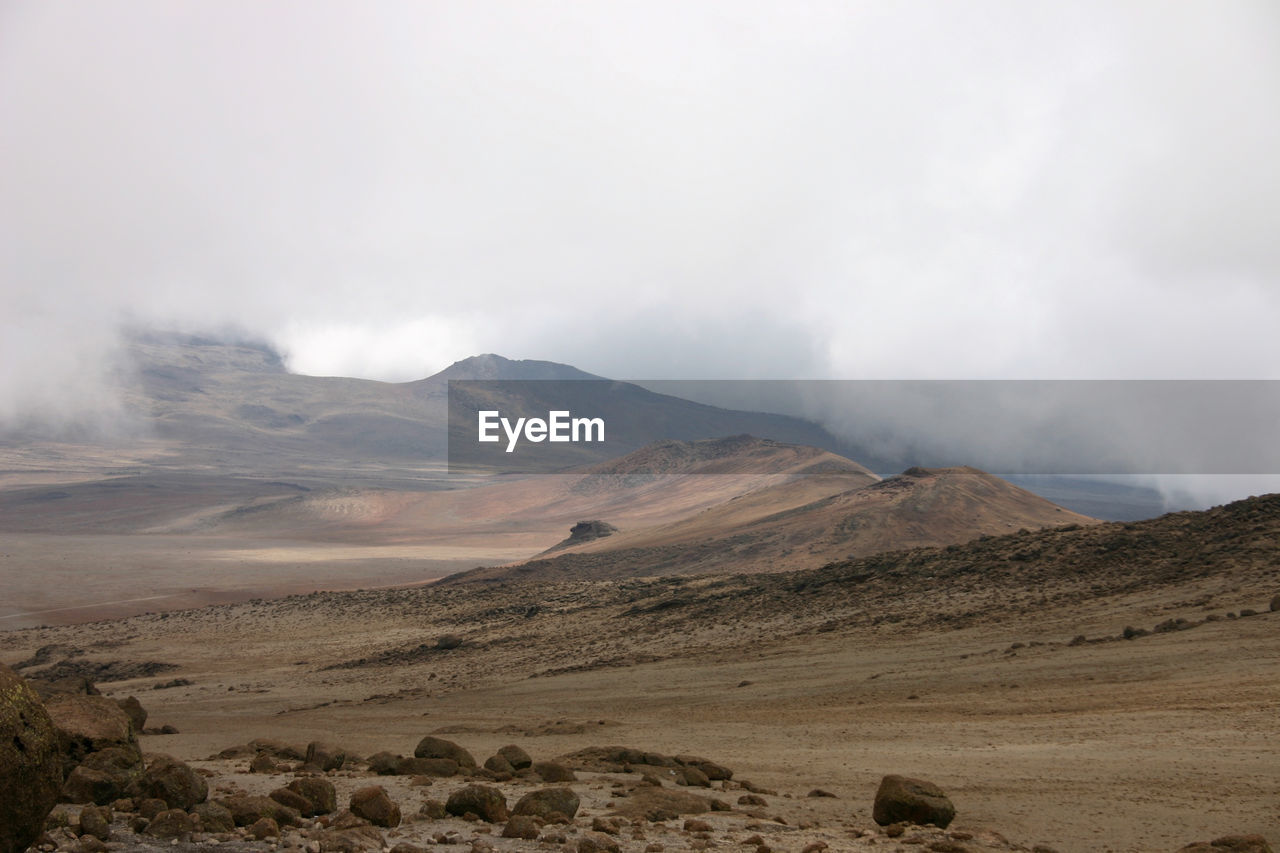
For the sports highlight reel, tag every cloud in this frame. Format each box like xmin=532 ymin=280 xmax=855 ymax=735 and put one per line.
xmin=3 ymin=1 xmax=1279 ymax=499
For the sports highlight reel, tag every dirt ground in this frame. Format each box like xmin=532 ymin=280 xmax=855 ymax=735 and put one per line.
xmin=6 ymin=564 xmax=1277 ymax=853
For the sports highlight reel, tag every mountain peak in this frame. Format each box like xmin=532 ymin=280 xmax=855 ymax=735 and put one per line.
xmin=431 ymin=354 xmax=603 ymax=382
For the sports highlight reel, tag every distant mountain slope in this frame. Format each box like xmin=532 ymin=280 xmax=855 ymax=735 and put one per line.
xmin=442 ymin=464 xmax=1097 ymax=584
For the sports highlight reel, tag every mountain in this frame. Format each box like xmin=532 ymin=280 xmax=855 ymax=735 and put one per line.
xmin=442 ymin=464 xmax=1097 ymax=584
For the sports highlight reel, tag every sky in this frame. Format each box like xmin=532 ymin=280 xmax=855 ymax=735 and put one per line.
xmin=2 ymin=2 xmax=1279 ymax=480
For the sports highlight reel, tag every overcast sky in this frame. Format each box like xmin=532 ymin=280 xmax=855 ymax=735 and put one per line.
xmin=3 ymin=1 xmax=1279 ymax=415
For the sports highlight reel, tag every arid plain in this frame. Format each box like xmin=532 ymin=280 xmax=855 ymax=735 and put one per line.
xmin=2 ymin=337 xmax=1277 ymax=852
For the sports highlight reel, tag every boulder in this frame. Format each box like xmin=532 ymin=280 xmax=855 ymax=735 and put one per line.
xmin=78 ymin=804 xmax=112 ymax=841
xmin=62 ymin=766 xmax=119 ymax=805
xmin=42 ymin=693 xmax=133 ymax=773
xmin=286 ymin=776 xmax=338 ymax=816
xmin=79 ymin=745 xmax=145 ymax=794
xmin=512 ymin=787 xmax=580 ymax=820
xmin=349 ymin=785 xmax=401 ymax=828
xmin=484 ymin=754 xmax=515 ymax=775
xmin=114 ymin=697 xmax=147 ymax=735
xmin=269 ymin=786 xmax=313 ymax=813
xmin=413 ymin=735 xmax=476 ymax=768
xmin=192 ymin=801 xmax=235 ymax=832
xmin=615 ymin=787 xmax=712 ymax=822
xmin=220 ymin=794 xmax=300 ymax=827
xmin=130 ymin=753 xmax=207 ymax=810
xmin=146 ymin=808 xmax=197 ymax=839
xmin=400 ymin=756 xmax=458 ymax=776
xmin=497 ymin=744 xmax=533 ymax=770
xmin=0 ymin=663 xmax=62 ymax=853
xmin=872 ymin=775 xmax=956 ymax=828
xmin=445 ymin=784 xmax=509 ymax=822
xmin=503 ymin=815 xmax=541 ymax=839
xmin=305 ymin=740 xmax=347 ymax=771
xmin=534 ymin=760 xmax=577 ymax=782
xmin=1180 ymin=837 xmax=1274 ymax=853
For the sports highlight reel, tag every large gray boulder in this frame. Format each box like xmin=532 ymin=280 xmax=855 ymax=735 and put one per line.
xmin=872 ymin=774 xmax=956 ymax=828
xmin=1 ymin=664 xmax=63 ymax=853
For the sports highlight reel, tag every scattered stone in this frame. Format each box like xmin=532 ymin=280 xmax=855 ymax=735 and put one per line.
xmin=413 ymin=736 xmax=476 ymax=768
xmin=418 ymin=800 xmax=447 ymax=820
xmin=269 ymin=786 xmax=313 ymax=813
xmin=484 ymin=754 xmax=515 ymax=775
xmin=77 ymin=805 xmax=111 ymax=841
xmin=616 ymin=787 xmax=713 ymax=821
xmin=512 ymin=787 xmax=580 ymax=820
xmin=305 ymin=741 xmax=347 ymax=772
xmin=191 ymin=801 xmax=235 ymax=833
xmin=42 ymin=693 xmax=134 ymax=773
xmin=873 ymin=775 xmax=956 ymax=829
xmin=145 ymin=808 xmax=196 ymax=839
xmin=349 ymin=785 xmax=401 ymax=828
xmin=1180 ymin=836 xmax=1274 ymax=853
xmin=578 ymin=832 xmax=622 ymax=853
xmin=113 ymin=697 xmax=147 ymax=735
xmin=131 ymin=753 xmax=208 ymax=810
xmin=249 ymin=816 xmax=281 ymax=839
xmin=446 ymin=784 xmax=509 ymax=823
xmin=219 ymin=794 xmax=300 ymax=827
xmin=497 ymin=744 xmax=533 ymax=769
xmin=286 ymin=777 xmax=337 ymax=816
xmin=533 ymin=760 xmax=577 ymax=782
xmin=502 ymin=816 xmax=541 ymax=840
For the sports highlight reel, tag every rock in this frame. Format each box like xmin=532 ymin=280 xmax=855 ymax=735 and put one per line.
xmin=349 ymin=785 xmax=401 ymax=828
xmin=366 ymin=751 xmax=401 ymax=775
xmin=78 ymin=745 xmax=144 ymax=797
xmin=676 ymin=765 xmax=710 ymax=787
xmin=1180 ymin=837 xmax=1274 ymax=853
xmin=533 ymin=760 xmax=577 ymax=782
xmin=738 ymin=794 xmax=768 ymax=806
xmin=389 ymin=844 xmax=426 ymax=853
xmin=113 ymin=697 xmax=147 ymax=735
xmin=413 ymin=736 xmax=476 ymax=768
xmin=513 ymin=787 xmax=580 ymax=820
xmin=398 ymin=756 xmax=458 ymax=776
xmin=502 ymin=816 xmax=541 ymax=840
xmin=191 ymin=801 xmax=235 ymax=833
xmin=418 ymin=799 xmax=447 ymax=820
xmin=1271 ymin=595 xmax=1280 ymax=612
xmin=287 ymin=777 xmax=337 ymax=816
xmin=435 ymin=634 xmax=464 ymax=650
xmin=317 ymin=824 xmax=384 ymax=852
xmin=145 ymin=808 xmax=196 ymax=839
xmin=616 ymin=788 xmax=712 ymax=821
xmin=872 ymin=775 xmax=956 ymax=829
xmin=249 ymin=816 xmax=280 ymax=839
xmin=446 ymin=784 xmax=509 ymax=822
xmin=675 ymin=755 xmax=733 ymax=781
xmin=138 ymin=797 xmax=168 ymax=819
xmin=77 ymin=805 xmax=111 ymax=841
xmin=807 ymin=789 xmax=837 ymax=798
xmin=0 ymin=663 xmax=62 ymax=853
xmin=269 ymin=786 xmax=313 ymax=813
xmin=484 ymin=754 xmax=514 ymax=774
xmin=220 ymin=794 xmax=301 ymax=827
xmin=497 ymin=744 xmax=533 ymax=769
xmin=130 ymin=754 xmax=207 ymax=810
xmin=248 ymin=738 xmax=307 ymax=760
xmin=305 ymin=741 xmax=347 ymax=772
xmin=578 ymin=832 xmax=622 ymax=853
xmin=249 ymin=751 xmax=278 ymax=773
xmin=61 ymin=767 xmax=119 ymax=806
xmin=683 ymin=818 xmax=712 ymax=832
xmin=42 ymin=693 xmax=134 ymax=774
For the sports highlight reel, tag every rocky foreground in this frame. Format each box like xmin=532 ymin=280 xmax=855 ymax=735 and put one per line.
xmin=3 ymin=661 xmax=1274 ymax=853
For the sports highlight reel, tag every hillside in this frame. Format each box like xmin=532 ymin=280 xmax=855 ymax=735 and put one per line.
xmin=446 ymin=465 xmax=1097 ymax=583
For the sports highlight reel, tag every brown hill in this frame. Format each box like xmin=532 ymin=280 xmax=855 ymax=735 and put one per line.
xmin=446 ymin=465 xmax=1096 ymax=584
